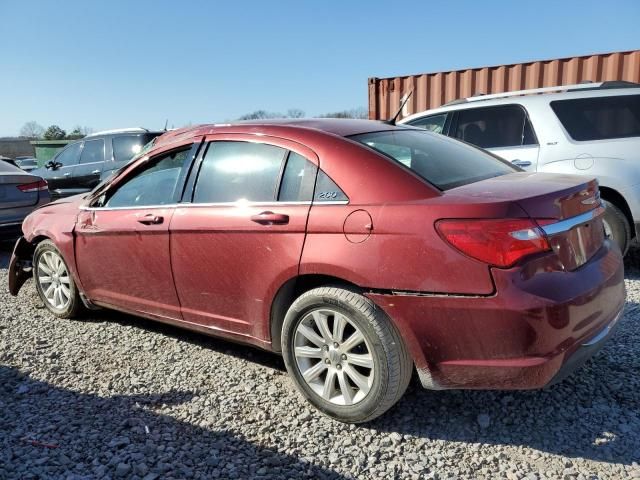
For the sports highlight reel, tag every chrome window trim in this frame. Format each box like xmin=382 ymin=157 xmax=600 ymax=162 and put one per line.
xmin=79 ymin=200 xmax=349 ymax=211
xmin=541 ymin=204 xmax=605 ymax=237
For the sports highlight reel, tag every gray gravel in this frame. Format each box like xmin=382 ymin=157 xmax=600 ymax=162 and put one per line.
xmin=1 ymin=243 xmax=639 ymax=480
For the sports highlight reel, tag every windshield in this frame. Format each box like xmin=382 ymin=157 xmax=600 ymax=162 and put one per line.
xmin=350 ymin=129 xmax=517 ymax=190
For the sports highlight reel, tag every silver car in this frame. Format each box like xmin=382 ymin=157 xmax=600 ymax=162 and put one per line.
xmin=0 ymin=160 xmax=51 ymax=239
xmin=400 ymin=81 xmax=640 ymax=254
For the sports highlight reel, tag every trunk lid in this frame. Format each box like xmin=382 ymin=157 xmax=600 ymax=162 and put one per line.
xmin=0 ymin=172 xmax=40 ymax=209
xmin=447 ymin=172 xmax=605 ymax=270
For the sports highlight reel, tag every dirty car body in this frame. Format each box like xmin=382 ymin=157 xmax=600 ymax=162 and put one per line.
xmin=9 ymin=119 xmax=625 ymax=421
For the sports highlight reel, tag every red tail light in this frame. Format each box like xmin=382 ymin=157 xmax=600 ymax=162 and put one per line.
xmin=17 ymin=180 xmax=48 ymax=193
xmin=436 ymin=218 xmax=551 ymax=268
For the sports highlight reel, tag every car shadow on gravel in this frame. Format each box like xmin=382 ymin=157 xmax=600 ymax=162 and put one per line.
xmin=0 ymin=365 xmax=347 ymax=479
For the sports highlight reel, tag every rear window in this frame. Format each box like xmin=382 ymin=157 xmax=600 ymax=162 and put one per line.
xmin=113 ymin=134 xmax=160 ymax=163
xmin=350 ymin=129 xmax=516 ymax=190
xmin=551 ymin=94 xmax=640 ymax=141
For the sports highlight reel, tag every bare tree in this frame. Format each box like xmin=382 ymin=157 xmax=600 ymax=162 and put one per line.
xmin=319 ymin=107 xmax=368 ymax=119
xmin=286 ymin=109 xmax=305 ymax=119
xmin=20 ymin=121 xmax=45 ymax=139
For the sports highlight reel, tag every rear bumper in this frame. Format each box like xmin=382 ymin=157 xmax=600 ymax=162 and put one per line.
xmin=367 ymin=238 xmax=626 ymax=390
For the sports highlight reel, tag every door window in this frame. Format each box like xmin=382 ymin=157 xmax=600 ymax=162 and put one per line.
xmin=193 ymin=141 xmax=286 ymax=203
xmin=55 ymin=142 xmax=82 ymax=167
xmin=406 ymin=113 xmax=447 ymax=134
xmin=453 ymin=105 xmax=537 ymax=148
xmin=550 ymin=95 xmax=640 ymax=141
xmin=113 ymin=135 xmax=155 ymax=162
xmin=102 ymin=149 xmax=190 ymax=208
xmin=79 ymin=139 xmax=105 ymax=164
xmin=278 ymin=152 xmax=317 ymax=202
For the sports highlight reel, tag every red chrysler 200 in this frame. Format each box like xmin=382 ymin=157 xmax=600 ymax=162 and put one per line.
xmin=8 ymin=119 xmax=625 ymax=423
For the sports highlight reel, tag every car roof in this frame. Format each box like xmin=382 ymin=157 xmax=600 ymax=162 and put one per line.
xmin=401 ymin=84 xmax=640 ymax=122
xmin=151 ymin=118 xmax=415 ymax=149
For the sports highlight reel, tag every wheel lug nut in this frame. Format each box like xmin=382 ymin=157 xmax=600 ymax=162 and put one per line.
xmin=324 ymin=359 xmax=330 ymax=364
xmin=323 ymin=345 xmax=329 ymax=351
xmin=341 ymin=354 xmax=347 ymax=360
xmin=336 ymin=364 xmax=342 ymax=370
xmin=333 ymin=342 xmax=339 ymax=348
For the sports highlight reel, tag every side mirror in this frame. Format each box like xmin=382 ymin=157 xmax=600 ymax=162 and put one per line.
xmin=45 ymin=160 xmax=55 ymax=169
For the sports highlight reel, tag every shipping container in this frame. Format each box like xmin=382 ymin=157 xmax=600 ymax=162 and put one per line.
xmin=369 ymin=50 xmax=640 ymax=121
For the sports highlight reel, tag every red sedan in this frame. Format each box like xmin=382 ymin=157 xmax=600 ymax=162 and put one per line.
xmin=9 ymin=120 xmax=625 ymax=423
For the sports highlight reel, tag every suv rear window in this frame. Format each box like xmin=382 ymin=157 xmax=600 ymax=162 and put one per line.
xmin=551 ymin=94 xmax=640 ymax=141
xmin=350 ymin=129 xmax=516 ymax=190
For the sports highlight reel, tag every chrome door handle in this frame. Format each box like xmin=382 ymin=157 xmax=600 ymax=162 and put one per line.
xmin=250 ymin=211 xmax=289 ymax=225
xmin=512 ymin=159 xmax=532 ymax=167
xmin=137 ymin=214 xmax=164 ymax=225
xmin=91 ymin=169 xmax=101 ymax=174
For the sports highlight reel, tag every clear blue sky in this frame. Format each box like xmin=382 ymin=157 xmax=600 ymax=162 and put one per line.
xmin=1 ymin=0 xmax=638 ymax=136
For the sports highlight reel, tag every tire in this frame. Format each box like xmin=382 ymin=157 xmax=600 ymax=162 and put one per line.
xmin=281 ymin=286 xmax=412 ymax=423
xmin=33 ymin=240 xmax=83 ymax=319
xmin=602 ymin=200 xmax=631 ymax=255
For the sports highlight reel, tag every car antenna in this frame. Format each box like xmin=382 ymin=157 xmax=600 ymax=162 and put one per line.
xmin=385 ymin=90 xmax=413 ymax=125
xmin=163 ymin=119 xmax=169 ymax=131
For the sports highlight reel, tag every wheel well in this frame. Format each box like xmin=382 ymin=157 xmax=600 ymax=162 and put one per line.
xmin=599 ymin=186 xmax=635 ymax=238
xmin=269 ymin=274 xmax=360 ymax=352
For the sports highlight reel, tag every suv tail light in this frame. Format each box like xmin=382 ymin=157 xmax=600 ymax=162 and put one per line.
xmin=17 ymin=180 xmax=48 ymax=193
xmin=436 ymin=218 xmax=551 ymax=268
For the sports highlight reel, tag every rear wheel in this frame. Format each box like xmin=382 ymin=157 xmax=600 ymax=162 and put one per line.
xmin=602 ymin=200 xmax=631 ymax=255
xmin=33 ymin=240 xmax=83 ymax=318
xmin=282 ymin=286 xmax=412 ymax=423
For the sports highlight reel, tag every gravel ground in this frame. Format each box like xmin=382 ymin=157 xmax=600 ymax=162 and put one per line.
xmin=1 ymin=242 xmax=639 ymax=480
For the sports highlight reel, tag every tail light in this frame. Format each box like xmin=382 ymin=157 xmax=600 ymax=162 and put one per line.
xmin=436 ymin=218 xmax=552 ymax=268
xmin=17 ymin=180 xmax=48 ymax=193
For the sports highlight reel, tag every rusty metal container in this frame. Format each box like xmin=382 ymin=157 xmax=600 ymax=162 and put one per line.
xmin=369 ymin=50 xmax=640 ymax=120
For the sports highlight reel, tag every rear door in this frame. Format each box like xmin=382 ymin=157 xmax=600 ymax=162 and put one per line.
xmin=169 ymin=134 xmax=317 ymax=343
xmin=451 ymin=104 xmax=540 ymax=171
xmin=72 ymin=138 xmax=106 ymax=192
xmin=75 ymin=139 xmax=200 ymax=319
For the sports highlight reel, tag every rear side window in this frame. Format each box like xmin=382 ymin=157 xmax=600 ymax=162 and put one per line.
xmin=79 ymin=139 xmax=105 ymax=164
xmin=351 ymin=129 xmax=516 ymax=190
xmin=314 ymin=171 xmax=348 ymax=202
xmin=113 ymin=135 xmax=153 ymax=162
xmin=194 ymin=141 xmax=286 ymax=203
xmin=278 ymin=152 xmax=316 ymax=202
xmin=406 ymin=113 xmax=447 ymax=134
xmin=454 ymin=105 xmax=537 ymax=148
xmin=551 ymin=95 xmax=640 ymax=141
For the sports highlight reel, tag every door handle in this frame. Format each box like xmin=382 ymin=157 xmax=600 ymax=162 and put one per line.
xmin=250 ymin=211 xmax=289 ymax=225
xmin=137 ymin=214 xmax=164 ymax=225
xmin=512 ymin=159 xmax=532 ymax=167
xmin=91 ymin=169 xmax=101 ymax=174
xmin=64 ymin=172 xmax=71 ymax=176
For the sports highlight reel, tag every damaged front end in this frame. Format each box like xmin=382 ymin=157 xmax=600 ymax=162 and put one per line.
xmin=8 ymin=237 xmax=35 ymax=296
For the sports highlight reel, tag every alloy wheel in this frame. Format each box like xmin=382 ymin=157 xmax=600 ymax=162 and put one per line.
xmin=293 ymin=308 xmax=374 ymax=406
xmin=37 ymin=251 xmax=72 ymax=310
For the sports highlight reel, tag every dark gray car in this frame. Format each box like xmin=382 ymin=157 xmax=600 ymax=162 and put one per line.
xmin=29 ymin=128 xmax=162 ymax=199
xmin=0 ymin=160 xmax=51 ymax=239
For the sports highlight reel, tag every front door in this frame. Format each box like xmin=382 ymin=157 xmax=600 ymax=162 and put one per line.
xmin=75 ymin=143 xmax=198 ymax=319
xmin=170 ymin=135 xmax=317 ymax=343
xmin=39 ymin=141 xmax=82 ymax=197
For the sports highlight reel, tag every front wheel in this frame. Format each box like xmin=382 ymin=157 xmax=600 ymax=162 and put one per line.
xmin=33 ymin=240 xmax=83 ymax=318
xmin=282 ymin=286 xmax=412 ymax=423
xmin=602 ymin=200 xmax=631 ymax=255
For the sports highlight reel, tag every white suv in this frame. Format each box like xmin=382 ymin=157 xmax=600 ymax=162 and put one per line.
xmin=400 ymin=81 xmax=640 ymax=254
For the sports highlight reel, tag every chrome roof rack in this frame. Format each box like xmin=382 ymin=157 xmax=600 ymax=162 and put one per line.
xmin=442 ymin=81 xmax=639 ymax=106
xmin=85 ymin=127 xmax=149 ymax=138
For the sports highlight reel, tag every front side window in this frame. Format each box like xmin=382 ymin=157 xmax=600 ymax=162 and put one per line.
xmin=103 ymin=149 xmax=190 ymax=208
xmin=79 ymin=139 xmax=105 ymax=164
xmin=55 ymin=142 xmax=82 ymax=167
xmin=407 ymin=113 xmax=447 ymax=134
xmin=551 ymin=95 xmax=640 ymax=141
xmin=193 ymin=141 xmax=286 ymax=203
xmin=453 ymin=105 xmax=536 ymax=148
xmin=351 ymin=129 xmax=516 ymax=190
